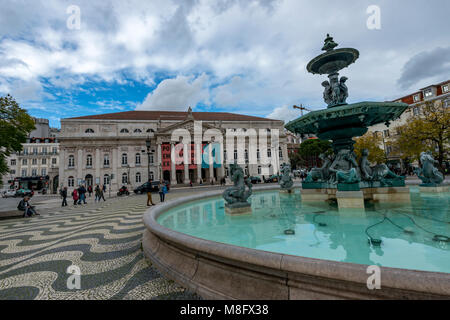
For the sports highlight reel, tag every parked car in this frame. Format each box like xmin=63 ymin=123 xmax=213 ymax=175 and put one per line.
xmin=1 ymin=189 xmax=17 ymax=198
xmin=248 ymin=176 xmax=262 ymax=184
xmin=264 ymin=175 xmax=280 ymax=183
xmin=16 ymin=188 xmax=34 ymax=198
xmin=133 ymin=181 xmax=170 ymax=194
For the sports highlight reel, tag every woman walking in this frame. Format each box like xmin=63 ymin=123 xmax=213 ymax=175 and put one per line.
xmin=72 ymin=188 xmax=79 ymax=206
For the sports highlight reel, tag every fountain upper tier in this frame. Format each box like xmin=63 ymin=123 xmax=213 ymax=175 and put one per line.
xmin=286 ymin=35 xmax=408 ymax=150
xmin=307 ymin=34 xmax=359 ymax=76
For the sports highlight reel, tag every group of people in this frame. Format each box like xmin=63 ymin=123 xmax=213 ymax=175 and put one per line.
xmin=147 ymin=180 xmax=168 ymax=206
xmin=60 ymin=184 xmax=107 ymax=207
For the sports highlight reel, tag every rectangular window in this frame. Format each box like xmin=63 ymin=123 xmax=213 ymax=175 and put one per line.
xmin=10 ymin=170 xmax=16 ymax=175
xmin=32 ymin=169 xmax=37 ymax=176
xmin=22 ymin=159 xmax=27 ymax=165
xmin=41 ymin=168 xmax=46 ymax=176
xmin=413 ymin=94 xmax=420 ymax=102
xmin=32 ymin=159 xmax=37 ymax=165
xmin=383 ymin=130 xmax=390 ymax=138
xmin=424 ymin=89 xmax=433 ymax=98
xmin=22 ymin=169 xmax=27 ymax=176
xmin=52 ymin=158 xmax=57 ymax=164
xmin=42 ymin=158 xmax=47 ymax=165
xmin=10 ymin=159 xmax=16 ymax=166
xmin=443 ymin=84 xmax=449 ymax=93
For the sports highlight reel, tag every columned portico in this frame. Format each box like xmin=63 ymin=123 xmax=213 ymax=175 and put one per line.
xmin=59 ymin=109 xmax=286 ymax=191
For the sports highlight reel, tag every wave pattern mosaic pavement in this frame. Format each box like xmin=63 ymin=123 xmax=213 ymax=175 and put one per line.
xmin=0 ymin=196 xmax=200 ymax=300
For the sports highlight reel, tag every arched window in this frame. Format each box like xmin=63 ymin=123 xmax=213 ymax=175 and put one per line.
xmin=86 ymin=155 xmax=93 ymax=167
xmin=134 ymin=129 xmax=142 ymax=133
xmin=234 ymin=150 xmax=238 ymax=160
xmin=122 ymin=153 xmax=128 ymax=165
xmin=267 ymin=148 xmax=272 ymax=158
xmin=120 ymin=128 xmax=129 ymax=133
xmin=135 ymin=153 xmax=141 ymax=165
xmin=257 ymin=166 xmax=262 ymax=175
xmin=279 ymin=147 xmax=283 ymax=158
xmin=85 ymin=128 xmax=94 ymax=133
xmin=146 ymin=129 xmax=155 ymax=133
xmin=136 ymin=172 xmax=141 ymax=183
xmin=104 ymin=174 xmax=110 ymax=185
xmin=149 ymin=171 xmax=154 ymax=180
xmin=68 ymin=155 xmax=75 ymax=168
xmin=122 ymin=173 xmax=128 ymax=184
xmin=68 ymin=176 xmax=74 ymax=187
xmin=245 ymin=149 xmax=249 ymax=160
xmin=257 ymin=149 xmax=260 ymax=160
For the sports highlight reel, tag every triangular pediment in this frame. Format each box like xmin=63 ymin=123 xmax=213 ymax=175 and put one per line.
xmin=156 ymin=118 xmax=218 ymax=135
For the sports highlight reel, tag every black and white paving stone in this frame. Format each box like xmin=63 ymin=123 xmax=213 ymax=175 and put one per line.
xmin=0 ymin=195 xmax=201 ymax=300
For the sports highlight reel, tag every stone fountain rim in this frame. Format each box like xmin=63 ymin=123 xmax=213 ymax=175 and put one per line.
xmin=142 ymin=185 xmax=450 ymax=298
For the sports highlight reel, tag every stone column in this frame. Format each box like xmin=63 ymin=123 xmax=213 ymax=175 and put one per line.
xmin=218 ymin=142 xmax=225 ymax=179
xmin=170 ymin=142 xmax=177 ymax=185
xmin=196 ymin=142 xmax=202 ymax=183
xmin=157 ymin=142 xmax=162 ymax=181
xmin=208 ymin=143 xmax=214 ymax=182
xmin=184 ymin=143 xmax=189 ymax=183
xmin=77 ymin=149 xmax=83 ymax=184
xmin=95 ymin=148 xmax=100 ymax=185
xmin=112 ymin=148 xmax=118 ymax=190
xmin=58 ymin=148 xmax=65 ymax=188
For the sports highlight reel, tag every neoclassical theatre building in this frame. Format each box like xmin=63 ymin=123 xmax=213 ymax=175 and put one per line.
xmin=58 ymin=108 xmax=288 ymax=191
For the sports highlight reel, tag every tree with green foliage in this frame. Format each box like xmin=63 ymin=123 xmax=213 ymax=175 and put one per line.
xmin=0 ymin=95 xmax=35 ymax=185
xmin=293 ymin=139 xmax=332 ymax=168
xmin=353 ymin=133 xmax=386 ymax=164
xmin=388 ymin=100 xmax=449 ymax=168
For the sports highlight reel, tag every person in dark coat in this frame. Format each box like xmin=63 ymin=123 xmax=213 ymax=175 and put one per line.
xmin=60 ymin=187 xmax=68 ymax=207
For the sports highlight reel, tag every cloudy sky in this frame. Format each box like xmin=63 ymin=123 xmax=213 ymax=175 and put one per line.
xmin=0 ymin=0 xmax=449 ymax=127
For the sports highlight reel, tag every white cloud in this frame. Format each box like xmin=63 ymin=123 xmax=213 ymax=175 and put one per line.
xmin=266 ymin=105 xmax=302 ymax=123
xmin=136 ymin=73 xmax=210 ymax=111
xmin=0 ymin=0 xmax=449 ymax=114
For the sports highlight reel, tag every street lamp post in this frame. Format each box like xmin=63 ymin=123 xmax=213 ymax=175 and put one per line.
xmin=146 ymin=137 xmax=151 ymax=182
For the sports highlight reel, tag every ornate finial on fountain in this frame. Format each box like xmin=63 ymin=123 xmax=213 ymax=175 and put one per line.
xmin=322 ymin=34 xmax=338 ymax=52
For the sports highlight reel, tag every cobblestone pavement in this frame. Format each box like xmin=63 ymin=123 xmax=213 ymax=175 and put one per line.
xmin=0 ymin=193 xmax=201 ymax=300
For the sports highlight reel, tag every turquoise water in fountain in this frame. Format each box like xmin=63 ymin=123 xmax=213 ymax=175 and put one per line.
xmin=157 ymin=187 xmax=450 ymax=273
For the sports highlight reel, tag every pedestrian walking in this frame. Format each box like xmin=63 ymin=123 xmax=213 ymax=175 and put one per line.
xmin=88 ymin=185 xmax=93 ymax=197
xmin=147 ymin=179 xmax=155 ymax=206
xmin=99 ymin=185 xmax=106 ymax=202
xmin=60 ymin=187 xmax=68 ymax=207
xmin=94 ymin=185 xmax=100 ymax=202
xmin=72 ymin=188 xmax=79 ymax=206
xmin=78 ymin=185 xmax=87 ymax=204
xmin=158 ymin=181 xmax=166 ymax=203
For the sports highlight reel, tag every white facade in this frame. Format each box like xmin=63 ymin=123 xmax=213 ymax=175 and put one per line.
xmin=58 ymin=111 xmax=288 ymax=192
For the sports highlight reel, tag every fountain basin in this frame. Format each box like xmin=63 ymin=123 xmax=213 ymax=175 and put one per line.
xmin=285 ymin=101 xmax=408 ymax=140
xmin=142 ymin=186 xmax=450 ymax=299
